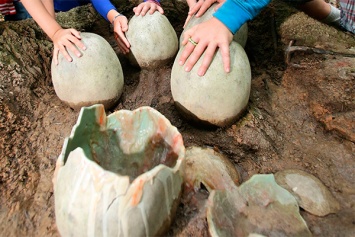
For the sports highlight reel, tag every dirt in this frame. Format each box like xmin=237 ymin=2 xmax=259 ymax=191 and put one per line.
xmin=1 ymin=1 xmax=355 ymax=236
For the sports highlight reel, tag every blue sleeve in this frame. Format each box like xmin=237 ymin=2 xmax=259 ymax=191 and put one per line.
xmin=213 ymin=0 xmax=271 ymax=34
xmin=91 ymin=0 xmax=117 ymax=21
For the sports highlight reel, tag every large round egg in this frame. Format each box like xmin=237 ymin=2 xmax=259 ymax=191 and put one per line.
xmin=126 ymin=11 xmax=178 ymax=69
xmin=51 ymin=32 xmax=124 ymax=110
xmin=181 ymin=4 xmax=248 ymax=47
xmin=171 ymin=41 xmax=251 ymax=127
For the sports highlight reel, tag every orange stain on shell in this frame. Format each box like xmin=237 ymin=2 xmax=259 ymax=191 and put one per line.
xmin=130 ymin=178 xmax=145 ymax=206
xmin=97 ymin=106 xmax=105 ymax=126
xmin=158 ymin=118 xmax=167 ymax=134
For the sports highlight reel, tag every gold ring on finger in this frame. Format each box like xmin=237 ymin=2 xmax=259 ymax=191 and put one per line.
xmin=188 ymin=37 xmax=198 ymax=46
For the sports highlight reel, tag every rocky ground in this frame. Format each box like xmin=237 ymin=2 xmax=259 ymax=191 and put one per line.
xmin=0 ymin=1 xmax=354 ymax=236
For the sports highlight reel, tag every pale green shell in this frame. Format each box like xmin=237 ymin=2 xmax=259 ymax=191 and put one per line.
xmin=207 ymin=174 xmax=312 ymax=237
xmin=181 ymin=3 xmax=248 ymax=48
xmin=51 ymin=33 xmax=124 ymax=110
xmin=275 ymin=169 xmax=340 ymax=216
xmin=53 ymin=104 xmax=185 ymax=237
xmin=171 ymin=41 xmax=251 ymax=127
xmin=126 ymin=12 xmax=178 ymax=68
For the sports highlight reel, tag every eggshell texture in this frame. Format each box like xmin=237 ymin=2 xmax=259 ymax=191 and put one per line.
xmin=126 ymin=12 xmax=178 ymax=68
xmin=171 ymin=41 xmax=251 ymax=127
xmin=51 ymin=32 xmax=124 ymax=110
xmin=181 ymin=3 xmax=248 ymax=48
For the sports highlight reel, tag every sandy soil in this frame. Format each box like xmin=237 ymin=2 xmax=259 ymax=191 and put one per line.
xmin=0 ymin=1 xmax=354 ymax=236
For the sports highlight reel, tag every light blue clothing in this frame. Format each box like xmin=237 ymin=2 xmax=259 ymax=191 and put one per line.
xmin=213 ymin=0 xmax=271 ymax=34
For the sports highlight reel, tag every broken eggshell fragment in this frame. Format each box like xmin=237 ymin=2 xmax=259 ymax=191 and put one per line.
xmin=275 ymin=169 xmax=340 ymax=216
xmin=207 ymin=174 xmax=312 ymax=237
xmin=53 ymin=104 xmax=185 ymax=237
xmin=183 ymin=146 xmax=240 ymax=195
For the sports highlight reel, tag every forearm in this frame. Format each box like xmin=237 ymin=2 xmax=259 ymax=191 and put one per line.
xmin=21 ymin=0 xmax=62 ymax=40
xmin=41 ymin=0 xmax=55 ymax=18
xmin=213 ymin=0 xmax=271 ymax=34
xmin=91 ymin=0 xmax=117 ymax=21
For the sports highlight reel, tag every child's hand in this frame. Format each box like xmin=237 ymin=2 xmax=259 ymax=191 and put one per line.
xmin=112 ymin=14 xmax=130 ymax=54
xmin=184 ymin=0 xmax=224 ymax=28
xmin=133 ymin=1 xmax=164 ymax=16
xmin=52 ymin=28 xmax=86 ymax=65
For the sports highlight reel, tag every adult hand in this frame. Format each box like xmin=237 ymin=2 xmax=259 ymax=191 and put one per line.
xmin=133 ymin=1 xmax=164 ymax=16
xmin=179 ymin=17 xmax=233 ymax=76
xmin=52 ymin=28 xmax=86 ymax=65
xmin=184 ymin=0 xmax=224 ymax=28
xmin=112 ymin=15 xmax=130 ymax=54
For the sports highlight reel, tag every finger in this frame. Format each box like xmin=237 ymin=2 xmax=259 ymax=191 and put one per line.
xmin=120 ymin=18 xmax=128 ymax=32
xmin=58 ymin=45 xmax=73 ymax=62
xmin=141 ymin=5 xmax=150 ymax=16
xmin=116 ymin=38 xmax=129 ymax=54
xmin=189 ymin=1 xmax=203 ymax=16
xmin=65 ymin=42 xmax=82 ymax=59
xmin=149 ymin=5 xmax=156 ymax=14
xmin=198 ymin=43 xmax=218 ymax=76
xmin=185 ymin=42 xmax=207 ymax=72
xmin=219 ymin=42 xmax=231 ymax=73
xmin=157 ymin=6 xmax=164 ymax=14
xmin=68 ymin=29 xmax=86 ymax=50
xmin=179 ymin=42 xmax=195 ymax=66
xmin=133 ymin=5 xmax=142 ymax=15
xmin=66 ymin=35 xmax=83 ymax=57
xmin=183 ymin=14 xmax=192 ymax=28
xmin=196 ymin=1 xmax=211 ymax=17
xmin=68 ymin=29 xmax=81 ymax=39
xmin=181 ymin=27 xmax=195 ymax=46
xmin=116 ymin=30 xmax=130 ymax=49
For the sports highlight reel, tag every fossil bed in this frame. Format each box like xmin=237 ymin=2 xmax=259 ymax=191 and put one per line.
xmin=0 ymin=0 xmax=354 ymax=236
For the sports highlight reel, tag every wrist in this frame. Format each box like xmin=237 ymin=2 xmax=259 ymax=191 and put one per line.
xmin=50 ymin=27 xmax=62 ymax=40
xmin=111 ymin=13 xmax=124 ymax=25
xmin=107 ymin=9 xmax=120 ymax=25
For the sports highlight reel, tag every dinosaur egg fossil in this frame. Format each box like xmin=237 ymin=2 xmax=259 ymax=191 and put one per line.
xmin=171 ymin=41 xmax=251 ymax=127
xmin=126 ymin=11 xmax=178 ymax=69
xmin=53 ymin=104 xmax=185 ymax=237
xmin=51 ymin=32 xmax=124 ymax=110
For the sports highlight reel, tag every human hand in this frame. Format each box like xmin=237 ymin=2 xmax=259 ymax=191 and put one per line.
xmin=52 ymin=28 xmax=86 ymax=65
xmin=112 ymin=14 xmax=130 ymax=54
xmin=184 ymin=0 xmax=224 ymax=28
xmin=179 ymin=17 xmax=233 ymax=76
xmin=133 ymin=1 xmax=164 ymax=16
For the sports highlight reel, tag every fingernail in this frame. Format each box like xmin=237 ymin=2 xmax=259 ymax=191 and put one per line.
xmin=226 ymin=67 xmax=230 ymax=73
xmin=198 ymin=70 xmax=203 ymax=76
xmin=179 ymin=60 xmax=183 ymax=66
xmin=185 ymin=66 xmax=190 ymax=72
xmin=83 ymin=46 xmax=87 ymax=50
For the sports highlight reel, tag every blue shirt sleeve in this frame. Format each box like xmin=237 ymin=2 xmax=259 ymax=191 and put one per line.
xmin=213 ymin=0 xmax=271 ymax=34
xmin=91 ymin=0 xmax=117 ymax=21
